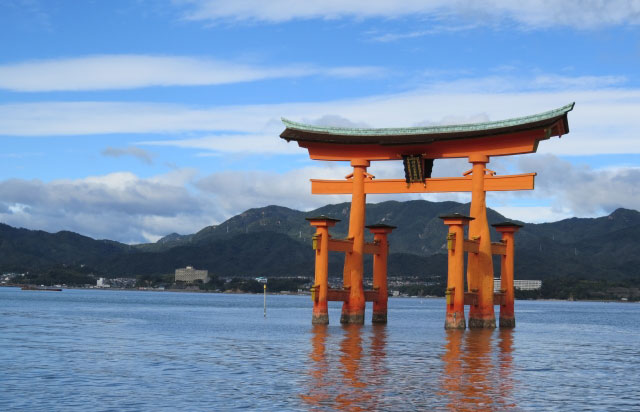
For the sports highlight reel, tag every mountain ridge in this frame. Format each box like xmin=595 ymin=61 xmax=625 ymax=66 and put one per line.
xmin=1 ymin=201 xmax=638 ymax=282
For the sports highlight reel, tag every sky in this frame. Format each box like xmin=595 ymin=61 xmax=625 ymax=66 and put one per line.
xmin=0 ymin=0 xmax=639 ymax=244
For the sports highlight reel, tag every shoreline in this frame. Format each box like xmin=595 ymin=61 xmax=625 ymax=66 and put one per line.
xmin=3 ymin=284 xmax=637 ymax=303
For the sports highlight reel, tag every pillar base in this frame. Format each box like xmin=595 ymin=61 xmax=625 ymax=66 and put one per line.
xmin=372 ymin=312 xmax=387 ymax=324
xmin=312 ymin=313 xmax=329 ymax=325
xmin=499 ymin=317 xmax=515 ymax=328
xmin=468 ymin=317 xmax=496 ymax=329
xmin=340 ymin=311 xmax=364 ymax=324
xmin=445 ymin=312 xmax=466 ymax=329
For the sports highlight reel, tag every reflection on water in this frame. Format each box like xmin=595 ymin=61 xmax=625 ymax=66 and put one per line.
xmin=304 ymin=324 xmax=519 ymax=411
xmin=302 ymin=324 xmax=387 ymax=411
xmin=440 ymin=329 xmax=516 ymax=411
xmin=3 ymin=289 xmax=640 ymax=411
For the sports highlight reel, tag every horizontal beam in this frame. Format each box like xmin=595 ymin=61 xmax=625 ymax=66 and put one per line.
xmin=464 ymin=292 xmax=478 ymax=306
xmin=464 ymin=291 xmax=507 ymax=306
xmin=327 ymin=238 xmax=380 ymax=254
xmin=301 ymin=129 xmax=546 ymax=160
xmin=327 ymin=238 xmax=352 ymax=253
xmin=491 ymin=242 xmax=506 ymax=256
xmin=364 ymin=289 xmax=380 ymax=302
xmin=326 ymin=288 xmax=380 ymax=302
xmin=311 ymin=173 xmax=535 ymax=195
xmin=463 ymin=239 xmax=479 ymax=253
xmin=327 ymin=288 xmax=349 ymax=301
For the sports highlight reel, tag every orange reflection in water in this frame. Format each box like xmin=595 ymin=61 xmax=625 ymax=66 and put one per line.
xmin=440 ymin=329 xmax=515 ymax=411
xmin=301 ymin=324 xmax=387 ymax=412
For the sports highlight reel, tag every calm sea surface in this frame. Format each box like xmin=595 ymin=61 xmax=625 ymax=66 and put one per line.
xmin=1 ymin=287 xmax=639 ymax=411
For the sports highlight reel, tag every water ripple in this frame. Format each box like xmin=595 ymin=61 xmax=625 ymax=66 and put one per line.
xmin=1 ymin=288 xmax=639 ymax=411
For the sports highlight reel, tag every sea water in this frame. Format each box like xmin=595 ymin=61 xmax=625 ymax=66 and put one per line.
xmin=1 ymin=287 xmax=639 ymax=411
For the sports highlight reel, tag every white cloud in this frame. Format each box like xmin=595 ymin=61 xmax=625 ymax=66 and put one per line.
xmin=2 ymin=79 xmax=640 ymax=157
xmin=101 ymin=146 xmax=155 ymax=164
xmin=139 ymin=133 xmax=300 ymax=155
xmin=194 ymin=165 xmax=353 ymax=213
xmin=0 ymin=154 xmax=637 ymax=242
xmin=0 ymin=171 xmax=214 ymax=243
xmin=0 ymin=54 xmax=383 ymax=92
xmin=517 ymin=154 xmax=640 ymax=215
xmin=490 ymin=206 xmax=574 ymax=223
xmin=370 ymin=24 xmax=480 ymax=42
xmin=179 ymin=0 xmax=640 ymax=29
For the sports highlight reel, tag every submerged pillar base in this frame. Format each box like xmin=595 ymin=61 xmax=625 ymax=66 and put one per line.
xmin=444 ymin=312 xmax=466 ymax=329
xmin=468 ymin=316 xmax=496 ymax=329
xmin=312 ymin=313 xmax=329 ymax=325
xmin=372 ymin=311 xmax=387 ymax=324
xmin=340 ymin=311 xmax=364 ymax=325
xmin=499 ymin=316 xmax=516 ymax=328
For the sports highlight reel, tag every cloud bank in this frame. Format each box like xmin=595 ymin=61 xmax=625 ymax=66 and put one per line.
xmin=179 ymin=0 xmax=640 ymax=29
xmin=0 ymin=54 xmax=382 ymax=92
xmin=2 ymin=80 xmax=639 ymax=156
xmin=1 ymin=154 xmax=637 ymax=243
xmin=101 ymin=146 xmax=155 ymax=164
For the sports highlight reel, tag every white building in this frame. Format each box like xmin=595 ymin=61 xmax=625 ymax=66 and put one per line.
xmin=96 ymin=277 xmax=110 ymax=288
xmin=175 ymin=266 xmax=209 ymax=283
xmin=494 ymin=278 xmax=542 ymax=292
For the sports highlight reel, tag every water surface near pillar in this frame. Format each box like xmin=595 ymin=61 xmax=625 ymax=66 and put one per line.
xmin=1 ymin=288 xmax=638 ymax=411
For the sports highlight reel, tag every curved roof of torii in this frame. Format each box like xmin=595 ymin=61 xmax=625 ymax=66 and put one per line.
xmin=280 ymin=102 xmax=574 ymax=145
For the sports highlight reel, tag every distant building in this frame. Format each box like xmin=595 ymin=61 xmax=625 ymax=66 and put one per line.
xmin=494 ymin=278 xmax=542 ymax=292
xmin=175 ymin=266 xmax=209 ymax=284
xmin=96 ymin=277 xmax=110 ymax=288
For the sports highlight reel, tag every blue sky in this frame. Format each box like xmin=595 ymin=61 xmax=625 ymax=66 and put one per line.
xmin=1 ymin=0 xmax=639 ymax=243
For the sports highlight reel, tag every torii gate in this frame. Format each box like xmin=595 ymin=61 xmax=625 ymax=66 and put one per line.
xmin=280 ymin=103 xmax=573 ymax=328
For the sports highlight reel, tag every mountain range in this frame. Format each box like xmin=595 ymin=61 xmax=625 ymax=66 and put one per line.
xmin=1 ymin=200 xmax=639 ymax=282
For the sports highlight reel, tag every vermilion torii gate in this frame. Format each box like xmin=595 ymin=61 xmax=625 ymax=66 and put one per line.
xmin=280 ymin=103 xmax=574 ymax=328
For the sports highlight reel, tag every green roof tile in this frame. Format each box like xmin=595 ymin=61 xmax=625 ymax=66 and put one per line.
xmin=281 ymin=103 xmax=574 ymax=137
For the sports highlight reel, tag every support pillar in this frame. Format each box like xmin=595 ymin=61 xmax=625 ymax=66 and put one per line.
xmin=492 ymin=222 xmax=523 ymax=328
xmin=341 ymin=159 xmax=370 ymax=324
xmin=440 ymin=214 xmax=474 ymax=329
xmin=367 ymin=224 xmax=396 ymax=324
xmin=307 ymin=216 xmax=340 ymax=324
xmin=466 ymin=154 xmax=496 ymax=329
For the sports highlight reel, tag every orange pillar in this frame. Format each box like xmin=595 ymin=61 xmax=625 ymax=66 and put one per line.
xmin=341 ymin=159 xmax=369 ymax=324
xmin=440 ymin=214 xmax=474 ymax=329
xmin=307 ymin=216 xmax=340 ymax=324
xmin=467 ymin=154 xmax=496 ymax=329
xmin=492 ymin=222 xmax=522 ymax=328
xmin=367 ymin=224 xmax=396 ymax=324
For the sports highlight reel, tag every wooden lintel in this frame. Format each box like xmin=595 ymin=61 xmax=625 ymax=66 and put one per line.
xmin=328 ymin=239 xmax=380 ymax=255
xmin=326 ymin=288 xmax=379 ymax=302
xmin=328 ymin=238 xmax=353 ymax=253
xmin=491 ymin=242 xmax=507 ymax=255
xmin=311 ymin=173 xmax=536 ymax=195
xmin=464 ymin=292 xmax=478 ymax=306
xmin=463 ymin=239 xmax=480 ymax=254
xmin=364 ymin=241 xmax=381 ymax=255
xmin=302 ymin=130 xmax=544 ymax=161
xmin=364 ymin=289 xmax=379 ymax=302
xmin=327 ymin=288 xmax=350 ymax=301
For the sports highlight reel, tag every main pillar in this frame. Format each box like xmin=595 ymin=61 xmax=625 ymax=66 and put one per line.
xmin=367 ymin=224 xmax=395 ymax=324
xmin=341 ymin=159 xmax=370 ymax=324
xmin=466 ymin=155 xmax=496 ymax=328
xmin=440 ymin=214 xmax=474 ymax=329
xmin=307 ymin=216 xmax=340 ymax=324
xmin=492 ymin=222 xmax=523 ymax=328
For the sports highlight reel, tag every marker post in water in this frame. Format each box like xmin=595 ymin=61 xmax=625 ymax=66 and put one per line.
xmin=256 ymin=277 xmax=268 ymax=317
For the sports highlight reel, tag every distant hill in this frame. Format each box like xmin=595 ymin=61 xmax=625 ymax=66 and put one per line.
xmin=1 ymin=201 xmax=638 ymax=282
xmin=0 ymin=223 xmax=131 ymax=272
